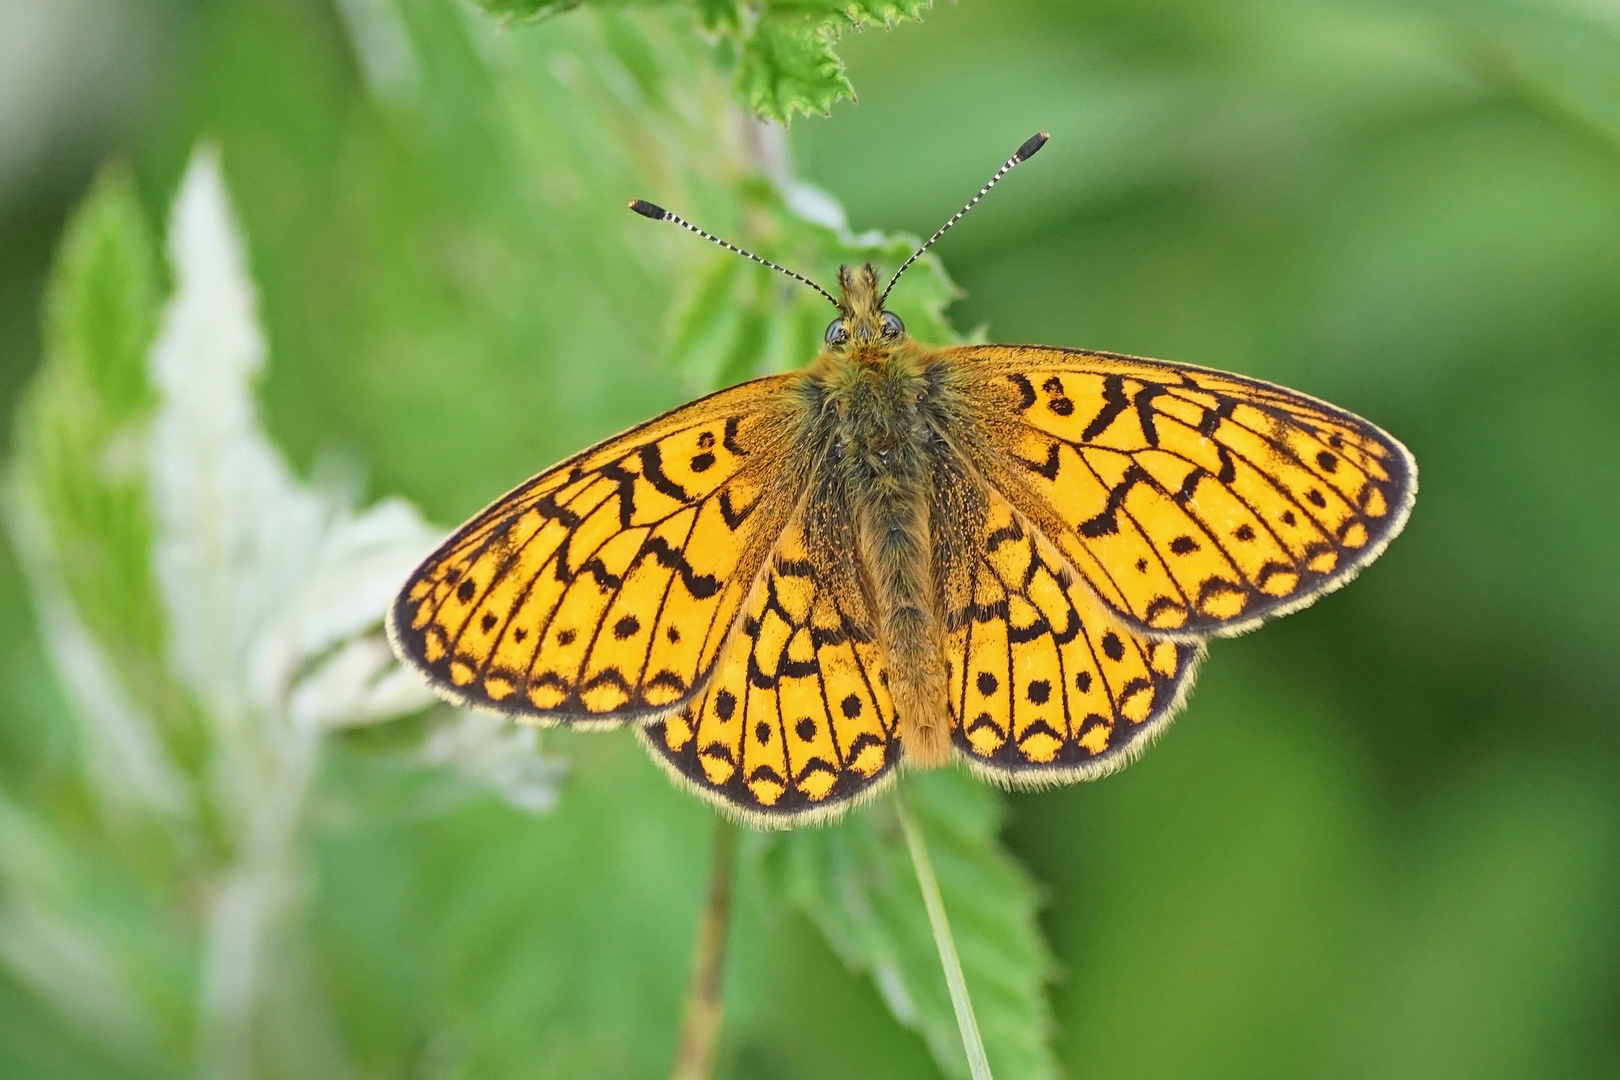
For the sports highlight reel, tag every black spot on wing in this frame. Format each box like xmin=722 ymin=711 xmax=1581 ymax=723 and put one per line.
xmin=580 ymin=668 xmax=632 ymax=696
xmin=718 ymin=490 xmax=754 ymax=530
xmin=1081 ymin=374 xmax=1131 ymax=441
xmin=1101 ymin=632 xmax=1125 ymax=662
xmin=534 ymin=491 xmax=582 ymax=528
xmin=986 ymin=519 xmax=1024 ymax=551
xmin=647 ymin=671 xmax=687 ymax=695
xmin=1078 ymin=464 xmax=1152 ymax=538
xmin=599 ymin=462 xmax=639 ymax=528
xmin=968 ymin=712 xmax=1004 ymax=739
xmin=1018 ymin=443 xmax=1062 ymax=481
xmin=1133 ymin=383 xmax=1167 ymax=446
xmin=845 ymin=732 xmax=885 ymax=761
xmin=1197 ymin=398 xmax=1235 ymax=439
xmin=642 ymin=537 xmax=720 ymax=599
xmin=1009 ymin=374 xmax=1037 ymax=411
xmin=637 ymin=443 xmax=690 ymax=503
xmin=721 ymin=416 xmax=748 ymax=457
xmin=1172 ymin=467 xmax=1207 ymax=506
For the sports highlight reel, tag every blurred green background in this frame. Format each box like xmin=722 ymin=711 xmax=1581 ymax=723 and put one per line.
xmin=1 ymin=1 xmax=1618 ymax=1078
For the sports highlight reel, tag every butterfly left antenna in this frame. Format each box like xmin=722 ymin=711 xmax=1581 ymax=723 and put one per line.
xmin=880 ymin=131 xmax=1049 ymax=306
xmin=628 ymin=200 xmax=841 ymax=310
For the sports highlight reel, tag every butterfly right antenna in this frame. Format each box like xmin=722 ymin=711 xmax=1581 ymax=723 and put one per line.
xmin=880 ymin=131 xmax=1049 ymax=306
xmin=627 ymin=199 xmax=841 ymax=310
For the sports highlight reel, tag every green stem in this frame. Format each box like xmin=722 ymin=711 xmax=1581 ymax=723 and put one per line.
xmin=668 ymin=817 xmax=738 ymax=1080
xmin=895 ymin=782 xmax=994 ymax=1080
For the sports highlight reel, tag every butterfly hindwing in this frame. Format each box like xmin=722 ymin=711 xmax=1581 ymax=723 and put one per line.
xmin=934 ymin=453 xmax=1203 ymax=783
xmin=949 ymin=345 xmax=1417 ymax=639
xmin=642 ymin=471 xmax=899 ymax=825
xmin=388 ymin=376 xmax=812 ymax=724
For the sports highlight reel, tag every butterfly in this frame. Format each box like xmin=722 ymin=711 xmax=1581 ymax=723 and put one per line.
xmin=387 ymin=133 xmax=1417 ymax=827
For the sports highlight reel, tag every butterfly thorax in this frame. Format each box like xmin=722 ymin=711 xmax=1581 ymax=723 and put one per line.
xmin=802 ymin=263 xmax=956 ymax=768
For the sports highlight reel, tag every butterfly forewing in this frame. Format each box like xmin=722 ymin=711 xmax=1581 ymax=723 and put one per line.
xmin=951 ymin=345 xmax=1417 ymax=639
xmin=388 ymin=376 xmax=812 ymax=723
xmin=933 ymin=453 xmax=1204 ymax=783
xmin=642 ymin=471 xmax=899 ymax=825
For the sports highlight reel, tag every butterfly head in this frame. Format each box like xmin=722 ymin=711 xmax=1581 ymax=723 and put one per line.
xmin=630 ymin=132 xmax=1050 ymax=364
xmin=824 ymin=263 xmax=905 ymax=354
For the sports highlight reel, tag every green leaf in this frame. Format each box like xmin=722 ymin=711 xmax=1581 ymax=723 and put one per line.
xmin=17 ymin=166 xmax=163 ymax=658
xmin=707 ymin=1 xmax=934 ymax=121
xmin=469 ymin=1 xmax=931 ymax=121
xmin=731 ymin=11 xmax=853 ymax=122
xmin=6 ymin=165 xmax=206 ymax=806
xmin=761 ymin=770 xmax=1058 ymax=1080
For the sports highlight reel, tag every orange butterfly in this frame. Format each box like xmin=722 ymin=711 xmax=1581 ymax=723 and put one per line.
xmin=388 ymin=134 xmax=1416 ymax=826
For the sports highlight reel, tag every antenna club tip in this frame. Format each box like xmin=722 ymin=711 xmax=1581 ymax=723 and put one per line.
xmin=629 ymin=199 xmax=667 ymax=219
xmin=1015 ymin=132 xmax=1049 ymax=162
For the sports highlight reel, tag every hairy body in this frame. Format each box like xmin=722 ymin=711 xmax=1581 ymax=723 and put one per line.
xmin=807 ymin=265 xmax=957 ymax=765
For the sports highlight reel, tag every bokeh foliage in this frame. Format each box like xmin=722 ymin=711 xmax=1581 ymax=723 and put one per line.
xmin=0 ymin=0 xmax=1618 ymax=1078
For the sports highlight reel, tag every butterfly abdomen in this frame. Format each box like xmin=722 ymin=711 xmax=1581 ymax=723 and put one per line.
xmin=821 ymin=346 xmax=954 ymax=768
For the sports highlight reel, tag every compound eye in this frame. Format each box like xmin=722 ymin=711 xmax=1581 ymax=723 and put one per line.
xmin=879 ymin=311 xmax=905 ymax=339
xmin=825 ymin=318 xmax=850 ymax=346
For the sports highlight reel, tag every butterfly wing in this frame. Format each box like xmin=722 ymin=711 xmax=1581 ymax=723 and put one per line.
xmin=641 ymin=468 xmax=899 ymax=826
xmin=388 ymin=375 xmax=813 ymax=724
xmin=933 ymin=450 xmax=1203 ymax=783
xmin=945 ymin=345 xmax=1417 ymax=639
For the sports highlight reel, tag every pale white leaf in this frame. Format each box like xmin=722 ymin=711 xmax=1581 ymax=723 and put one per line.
xmin=148 ymin=147 xmax=443 ymax=752
xmin=248 ymin=496 xmax=443 ymax=733
xmin=422 ymin=712 xmax=568 ymax=814
xmin=148 ymin=144 xmax=327 ymax=736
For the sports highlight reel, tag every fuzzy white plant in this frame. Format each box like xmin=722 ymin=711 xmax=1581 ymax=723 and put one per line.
xmin=145 ymin=147 xmax=569 ymax=1077
xmin=2 ymin=146 xmax=568 ymax=1078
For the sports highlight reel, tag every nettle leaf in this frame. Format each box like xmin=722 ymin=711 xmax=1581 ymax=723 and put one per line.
xmin=471 ymin=1 xmax=931 ymax=122
xmin=761 ymin=769 xmax=1058 ymax=1080
xmin=700 ymin=2 xmax=932 ymax=121
xmin=729 ymin=10 xmax=852 ymax=123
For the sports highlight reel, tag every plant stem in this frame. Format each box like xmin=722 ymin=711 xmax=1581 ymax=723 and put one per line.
xmin=895 ymin=782 xmax=994 ymax=1080
xmin=669 ymin=816 xmax=738 ymax=1080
